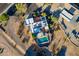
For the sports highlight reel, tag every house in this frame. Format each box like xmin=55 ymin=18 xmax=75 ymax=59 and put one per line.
xmin=24 ymin=18 xmax=34 ymax=25
xmin=59 ymin=3 xmax=79 ymax=46
xmin=24 ymin=16 xmax=49 ymax=33
xmin=24 ymin=15 xmax=50 ymax=47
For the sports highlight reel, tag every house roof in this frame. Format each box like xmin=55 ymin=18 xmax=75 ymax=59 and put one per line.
xmin=34 ymin=17 xmax=40 ymax=22
xmin=25 ymin=16 xmax=49 ymax=33
xmin=25 ymin=18 xmax=34 ymax=25
xmin=24 ymin=15 xmax=50 ymax=47
xmin=60 ymin=9 xmax=73 ymax=22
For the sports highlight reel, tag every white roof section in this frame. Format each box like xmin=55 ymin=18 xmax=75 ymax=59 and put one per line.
xmin=61 ymin=10 xmax=73 ymax=22
xmin=60 ymin=13 xmax=70 ymax=22
xmin=24 ymin=16 xmax=49 ymax=33
xmin=25 ymin=18 xmax=34 ymax=25
xmin=29 ymin=18 xmax=34 ymax=24
xmin=25 ymin=19 xmax=29 ymax=25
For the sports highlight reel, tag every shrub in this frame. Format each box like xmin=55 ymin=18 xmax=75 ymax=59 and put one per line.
xmin=51 ymin=16 xmax=58 ymax=23
xmin=0 ymin=13 xmax=9 ymax=24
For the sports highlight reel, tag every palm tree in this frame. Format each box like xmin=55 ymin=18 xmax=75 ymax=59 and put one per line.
xmin=15 ymin=3 xmax=27 ymax=15
xmin=0 ymin=13 xmax=9 ymax=26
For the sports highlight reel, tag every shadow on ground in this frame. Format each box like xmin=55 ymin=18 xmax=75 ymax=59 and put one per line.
xmin=24 ymin=44 xmax=53 ymax=56
xmin=57 ymin=46 xmax=67 ymax=56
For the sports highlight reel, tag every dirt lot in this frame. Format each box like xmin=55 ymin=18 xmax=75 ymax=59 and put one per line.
xmin=0 ymin=3 xmax=10 ymax=13
xmin=49 ymin=27 xmax=79 ymax=56
xmin=0 ymin=34 xmax=21 ymax=56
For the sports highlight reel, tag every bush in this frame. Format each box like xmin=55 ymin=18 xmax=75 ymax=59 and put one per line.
xmin=32 ymin=33 xmax=37 ymax=38
xmin=15 ymin=3 xmax=27 ymax=15
xmin=0 ymin=13 xmax=9 ymax=23
xmin=51 ymin=16 xmax=58 ymax=23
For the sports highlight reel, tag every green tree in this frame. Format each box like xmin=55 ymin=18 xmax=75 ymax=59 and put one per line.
xmin=51 ymin=16 xmax=58 ymax=23
xmin=15 ymin=3 xmax=27 ymax=14
xmin=0 ymin=13 xmax=9 ymax=24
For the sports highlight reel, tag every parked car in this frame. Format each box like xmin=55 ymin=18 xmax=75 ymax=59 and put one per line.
xmin=72 ymin=30 xmax=77 ymax=38
xmin=72 ymin=30 xmax=79 ymax=38
xmin=76 ymin=32 xmax=79 ymax=38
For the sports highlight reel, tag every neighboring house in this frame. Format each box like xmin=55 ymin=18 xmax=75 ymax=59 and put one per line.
xmin=64 ymin=3 xmax=79 ymax=15
xmin=59 ymin=3 xmax=79 ymax=46
xmin=24 ymin=16 xmax=50 ymax=47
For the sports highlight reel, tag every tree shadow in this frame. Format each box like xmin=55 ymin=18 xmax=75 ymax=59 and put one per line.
xmin=26 ymin=3 xmax=39 ymax=14
xmin=27 ymin=3 xmax=32 ymax=8
xmin=26 ymin=3 xmax=42 ymax=19
xmin=53 ymin=9 xmax=61 ymax=18
xmin=7 ymin=4 xmax=16 ymax=16
xmin=24 ymin=44 xmax=53 ymax=56
xmin=57 ymin=46 xmax=67 ymax=56
xmin=44 ymin=5 xmax=52 ymax=16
